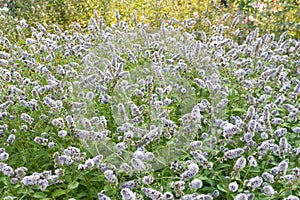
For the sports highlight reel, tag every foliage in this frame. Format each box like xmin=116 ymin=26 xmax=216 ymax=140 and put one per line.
xmin=1 ymin=0 xmax=299 ymax=39
xmin=0 ymin=1 xmax=300 ymax=200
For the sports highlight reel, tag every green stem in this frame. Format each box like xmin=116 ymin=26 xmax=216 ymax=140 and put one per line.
xmin=62 ymin=179 xmax=69 ymax=199
xmin=262 ymin=151 xmax=270 ymax=173
xmin=214 ymin=171 xmax=230 ymax=199
xmin=19 ymin=187 xmax=33 ymax=200
xmin=99 ymin=140 xmax=127 ymax=164
xmin=83 ymin=174 xmax=93 ymax=199
xmin=155 ymin=176 xmax=181 ymax=180
xmin=274 ymin=188 xmax=287 ymax=199
xmin=242 ymin=164 xmax=251 ymax=183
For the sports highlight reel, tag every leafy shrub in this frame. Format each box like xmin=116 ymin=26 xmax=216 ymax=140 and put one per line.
xmin=2 ymin=0 xmax=299 ymax=39
xmin=2 ymin=0 xmax=110 ymax=29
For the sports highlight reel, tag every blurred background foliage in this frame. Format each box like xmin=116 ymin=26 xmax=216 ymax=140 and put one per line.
xmin=0 ymin=0 xmax=299 ymax=40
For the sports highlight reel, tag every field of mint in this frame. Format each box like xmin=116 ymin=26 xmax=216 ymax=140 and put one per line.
xmin=0 ymin=5 xmax=300 ymax=200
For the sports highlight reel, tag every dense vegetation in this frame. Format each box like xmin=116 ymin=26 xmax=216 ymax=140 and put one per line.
xmin=1 ymin=0 xmax=300 ymax=38
xmin=0 ymin=0 xmax=299 ymax=199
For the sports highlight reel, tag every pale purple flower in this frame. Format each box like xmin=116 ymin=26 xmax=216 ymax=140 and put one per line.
xmin=85 ymin=158 xmax=95 ymax=170
xmin=229 ymin=181 xmax=239 ymax=192
xmin=262 ymin=172 xmax=274 ymax=183
xmin=2 ymin=165 xmax=14 ymax=176
xmin=233 ymin=157 xmax=246 ymax=171
xmin=121 ymin=180 xmax=139 ymax=190
xmin=98 ymin=191 xmax=111 ymax=200
xmin=141 ymin=187 xmax=163 ymax=200
xmin=58 ymin=130 xmax=67 ymax=138
xmin=247 ymin=176 xmax=263 ymax=191
xmin=234 ymin=193 xmax=248 ymax=200
xmin=285 ymin=195 xmax=299 ymax=200
xmin=0 ymin=152 xmax=9 ymax=161
xmin=189 ymin=179 xmax=203 ymax=189
xmin=263 ymin=185 xmax=276 ymax=196
xmin=121 ymin=188 xmax=135 ymax=200
xmin=142 ymin=175 xmax=154 ymax=185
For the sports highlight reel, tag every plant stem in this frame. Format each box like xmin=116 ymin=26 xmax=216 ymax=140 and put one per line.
xmin=83 ymin=174 xmax=93 ymax=199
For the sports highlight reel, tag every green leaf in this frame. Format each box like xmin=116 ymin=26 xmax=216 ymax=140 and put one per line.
xmin=33 ymin=192 xmax=47 ymax=199
xmin=0 ymin=177 xmax=9 ymax=186
xmin=104 ymin=185 xmax=117 ymax=196
xmin=198 ymin=175 xmax=209 ymax=181
xmin=217 ymin=184 xmax=227 ymax=193
xmin=208 ymin=179 xmax=217 ymax=186
xmin=249 ymin=169 xmax=262 ymax=173
xmin=285 ymin=190 xmax=292 ymax=196
xmin=77 ymin=192 xmax=87 ymax=198
xmin=65 ymin=175 xmax=72 ymax=183
xmin=52 ymin=189 xmax=65 ymax=198
xmin=215 ymin=164 xmax=231 ymax=170
xmin=201 ymin=186 xmax=213 ymax=193
xmin=232 ymin=108 xmax=246 ymax=114
xmin=89 ymin=176 xmax=102 ymax=182
xmin=68 ymin=181 xmax=79 ymax=190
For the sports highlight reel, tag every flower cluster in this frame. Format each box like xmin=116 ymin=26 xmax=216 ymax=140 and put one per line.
xmin=53 ymin=146 xmax=86 ymax=167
